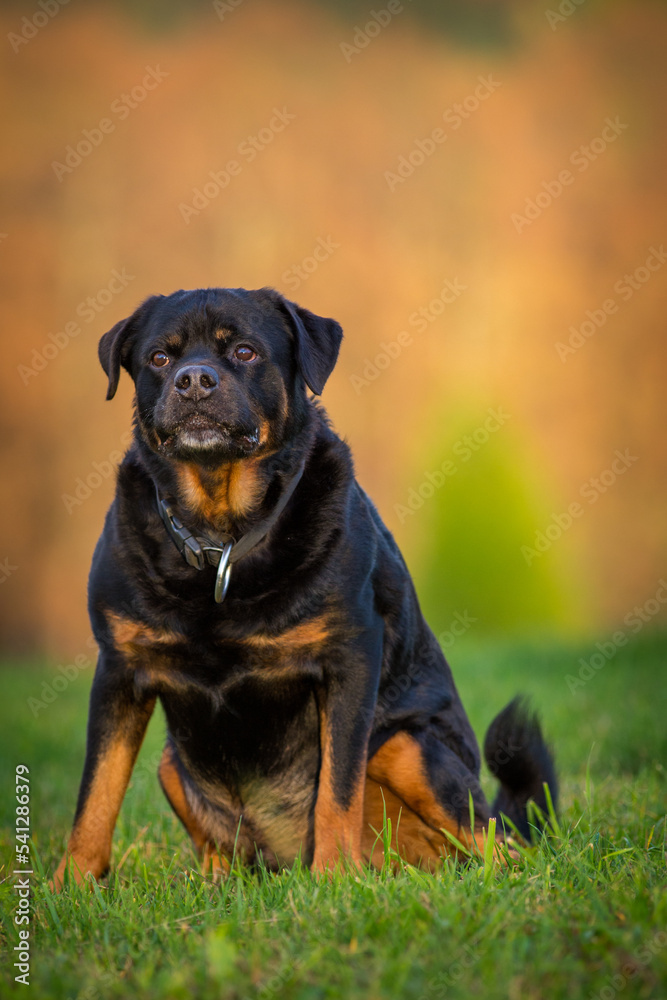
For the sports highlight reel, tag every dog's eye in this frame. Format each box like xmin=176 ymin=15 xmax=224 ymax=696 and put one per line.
xmin=150 ymin=351 xmax=170 ymax=368
xmin=234 ymin=345 xmax=257 ymax=363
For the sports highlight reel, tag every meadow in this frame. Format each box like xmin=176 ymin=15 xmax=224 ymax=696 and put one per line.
xmin=1 ymin=632 xmax=665 ymax=999
xmin=2 ymin=1 xmax=666 ymax=996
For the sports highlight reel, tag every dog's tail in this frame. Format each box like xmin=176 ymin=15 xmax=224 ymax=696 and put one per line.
xmin=483 ymin=696 xmax=558 ymax=842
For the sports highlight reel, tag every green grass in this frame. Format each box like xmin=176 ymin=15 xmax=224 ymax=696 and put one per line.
xmin=1 ymin=633 xmax=666 ymax=999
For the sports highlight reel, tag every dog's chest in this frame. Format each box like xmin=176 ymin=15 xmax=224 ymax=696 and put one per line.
xmin=105 ymin=610 xmax=327 ymax=700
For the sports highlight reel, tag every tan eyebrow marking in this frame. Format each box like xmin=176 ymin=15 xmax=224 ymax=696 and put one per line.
xmin=214 ymin=328 xmax=234 ymax=341
xmin=164 ymin=335 xmax=184 ymax=352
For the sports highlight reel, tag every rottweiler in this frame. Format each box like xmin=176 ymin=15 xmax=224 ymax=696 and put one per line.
xmin=53 ymin=287 xmax=557 ymax=888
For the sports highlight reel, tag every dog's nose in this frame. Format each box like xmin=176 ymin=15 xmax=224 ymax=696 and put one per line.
xmin=173 ymin=364 xmax=219 ymax=400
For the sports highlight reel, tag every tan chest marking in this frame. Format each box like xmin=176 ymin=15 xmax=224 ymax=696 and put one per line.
xmin=243 ymin=615 xmax=331 ymax=651
xmin=105 ymin=614 xmax=189 ymax=696
xmin=107 ymin=612 xmax=182 ymax=659
xmin=177 ymin=461 xmax=265 ymax=524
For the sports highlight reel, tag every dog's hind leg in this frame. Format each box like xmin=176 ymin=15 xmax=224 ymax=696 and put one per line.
xmin=158 ymin=742 xmax=231 ymax=880
xmin=364 ymin=729 xmax=503 ymax=868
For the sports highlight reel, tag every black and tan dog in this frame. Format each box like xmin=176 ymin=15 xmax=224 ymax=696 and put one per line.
xmin=53 ymin=287 xmax=557 ymax=888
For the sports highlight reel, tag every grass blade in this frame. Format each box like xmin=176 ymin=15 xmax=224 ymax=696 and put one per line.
xmin=483 ymin=817 xmax=496 ymax=883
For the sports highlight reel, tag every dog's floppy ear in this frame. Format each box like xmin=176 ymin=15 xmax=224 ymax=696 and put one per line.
xmin=271 ymin=292 xmax=343 ymax=395
xmin=98 ymin=316 xmax=134 ymax=401
xmin=98 ymin=296 xmax=159 ymax=400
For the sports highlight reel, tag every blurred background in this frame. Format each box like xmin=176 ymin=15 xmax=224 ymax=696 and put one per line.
xmin=1 ymin=0 xmax=666 ymax=658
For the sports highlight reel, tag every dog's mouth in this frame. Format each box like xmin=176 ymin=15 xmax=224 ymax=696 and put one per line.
xmin=157 ymin=415 xmax=260 ymax=455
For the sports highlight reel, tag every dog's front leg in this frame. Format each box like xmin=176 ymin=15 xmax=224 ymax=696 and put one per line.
xmin=52 ymin=652 xmax=155 ymax=890
xmin=312 ymin=644 xmax=381 ymax=873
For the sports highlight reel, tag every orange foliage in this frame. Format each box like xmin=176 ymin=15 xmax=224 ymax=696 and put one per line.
xmin=0 ymin=1 xmax=666 ymax=653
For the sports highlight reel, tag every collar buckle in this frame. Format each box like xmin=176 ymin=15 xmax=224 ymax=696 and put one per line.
xmin=157 ymin=497 xmax=207 ymax=570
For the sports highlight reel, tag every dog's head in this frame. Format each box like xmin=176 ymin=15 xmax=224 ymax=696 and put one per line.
xmin=98 ymin=288 xmax=342 ymax=464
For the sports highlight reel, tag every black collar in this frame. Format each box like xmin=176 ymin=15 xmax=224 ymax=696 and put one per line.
xmin=155 ymin=459 xmax=306 ymax=603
